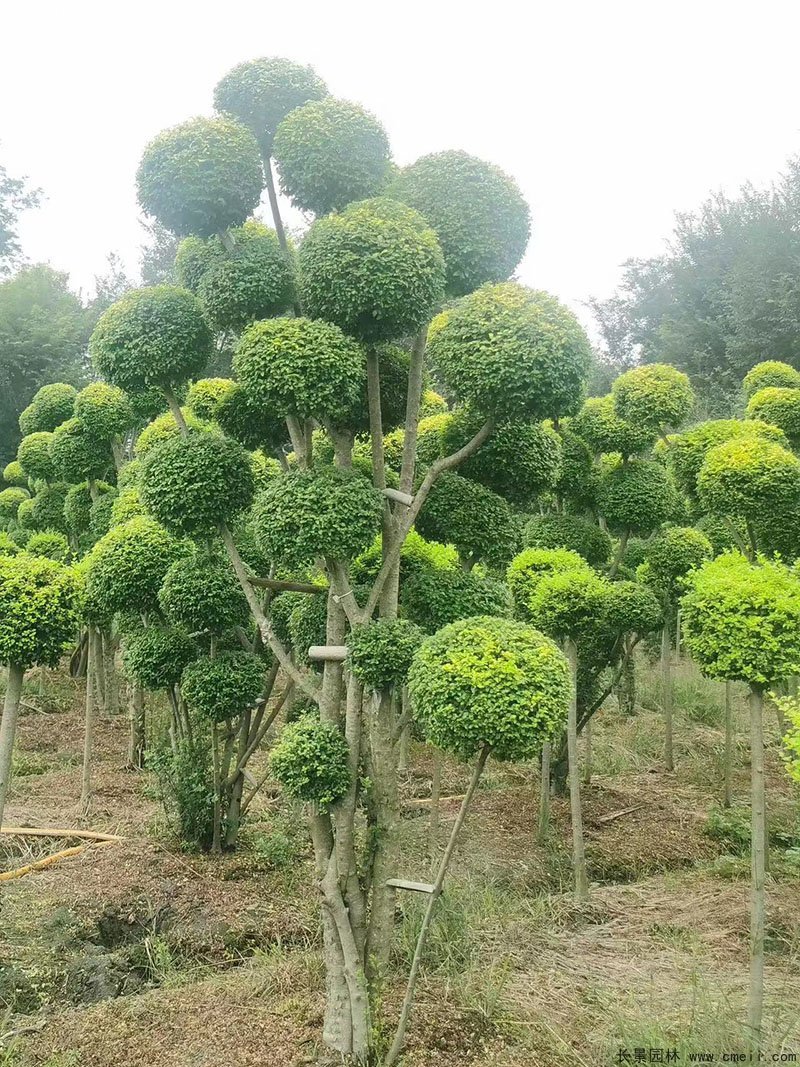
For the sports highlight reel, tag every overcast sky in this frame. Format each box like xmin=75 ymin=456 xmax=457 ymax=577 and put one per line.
xmin=4 ymin=0 xmax=800 ymax=332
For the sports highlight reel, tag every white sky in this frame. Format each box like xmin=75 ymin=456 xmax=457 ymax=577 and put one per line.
xmin=3 ymin=0 xmax=800 ymax=332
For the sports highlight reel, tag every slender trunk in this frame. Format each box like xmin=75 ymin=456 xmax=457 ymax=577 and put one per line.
xmin=38 ymin=665 xmax=46 ymax=702
xmin=383 ymin=744 xmax=490 ymax=1067
xmin=608 ymin=529 xmax=629 ymax=578
xmin=128 ymin=684 xmax=145 ymax=769
xmin=397 ymin=689 xmax=411 ymax=773
xmin=225 ymin=707 xmax=251 ymax=849
xmin=81 ymin=628 xmax=96 ymax=812
xmin=723 ymin=680 xmax=734 ymax=808
xmin=748 ymin=685 xmax=766 ymax=1054
xmin=262 ymin=155 xmax=289 ymax=252
xmin=103 ymin=631 xmax=119 ymax=716
xmin=365 ymin=689 xmax=401 ymax=977
xmin=429 ymin=747 xmax=442 ymax=862
xmin=565 ymin=639 xmax=588 ymax=902
xmin=675 ymin=608 xmax=682 ymax=658
xmin=211 ymin=721 xmax=222 ymax=855
xmin=537 ymin=742 xmax=551 ymax=844
xmin=399 ymin=329 xmax=428 ymax=496
xmin=582 ymin=714 xmax=593 ymax=786
xmin=0 ymin=663 xmax=25 ymax=828
xmin=662 ymin=623 xmax=674 ymax=771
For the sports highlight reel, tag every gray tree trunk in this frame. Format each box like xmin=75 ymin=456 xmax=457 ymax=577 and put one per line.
xmin=582 ymin=715 xmax=593 ymax=786
xmin=723 ymin=680 xmax=734 ymax=808
xmin=429 ymin=747 xmax=442 ymax=862
xmin=565 ymin=638 xmax=589 ymax=901
xmin=0 ymin=663 xmax=24 ymax=828
xmin=81 ymin=628 xmax=96 ymax=812
xmin=748 ymin=685 xmax=766 ymax=1053
xmin=128 ymin=683 xmax=145 ymax=769
xmin=662 ymin=623 xmax=674 ymax=771
xmin=537 ymin=742 xmax=551 ymax=844
xmin=365 ymin=689 xmax=401 ymax=976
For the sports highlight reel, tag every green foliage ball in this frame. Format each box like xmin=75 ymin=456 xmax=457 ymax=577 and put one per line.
xmin=109 ymin=487 xmax=145 ymax=527
xmin=253 ymin=466 xmax=383 ymax=567
xmin=49 ymin=418 xmax=109 ymax=482
xmin=269 ymin=590 xmax=307 ymax=648
xmin=0 ymin=553 xmax=78 ymax=668
xmin=28 ymin=484 xmax=69 ymax=533
xmin=523 ymin=514 xmax=612 ymax=568
xmin=288 ymin=594 xmax=331 ymax=665
xmin=17 ymin=432 xmax=56 ymax=481
xmin=140 ymin=431 xmax=255 ymax=536
xmin=598 ymin=459 xmax=676 ymax=535
xmin=64 ymin=481 xmax=114 ymax=535
xmin=346 ymin=619 xmax=424 ymax=691
xmin=416 ymin=471 xmax=521 ymax=567
xmin=506 ymin=547 xmax=589 ymax=620
xmin=90 ymin=286 xmax=213 ymax=392
xmin=612 ymin=363 xmax=694 ymax=433
xmin=234 ymin=316 xmax=365 ymax=424
xmin=408 ymin=616 xmax=570 ymax=761
xmin=214 ymin=56 xmax=328 ymax=152
xmin=186 ymin=377 xmax=236 ymax=421
xmin=0 ymin=487 xmax=30 ymax=522
xmin=526 ymin=568 xmax=612 ymax=642
xmin=400 ymin=566 xmax=510 ymax=634
xmin=0 ymin=532 xmax=19 ymax=555
xmin=552 ymin=425 xmax=597 ymax=509
xmin=134 ymin=409 xmax=211 ymax=458
xmin=697 ymin=436 xmax=800 ymax=523
xmin=136 ymin=117 xmax=264 ymax=237
xmin=298 ymin=198 xmax=445 ymax=344
xmin=198 ymin=229 xmax=296 ymax=332
xmin=269 ymin=717 xmax=351 ymax=808
xmin=572 ymin=395 xmax=655 ymax=456
xmin=427 ymin=282 xmax=591 ymax=421
xmin=273 ymin=98 xmax=391 ymax=215
xmin=638 ymin=525 xmax=712 ymax=600
xmin=604 ymin=580 xmax=663 ymax=636
xmin=746 ymin=387 xmax=800 ymax=445
xmin=743 ymin=360 xmax=800 ymax=399
xmin=389 ymin=150 xmax=530 ymax=297
xmin=215 ymin=383 xmax=287 ymax=452
xmin=74 ymin=383 xmax=134 ymax=441
xmin=25 ymin=530 xmax=70 ymax=562
xmin=181 ymin=651 xmax=266 ymax=723
xmin=668 ymin=418 xmax=787 ymax=499
xmin=123 ymin=625 xmax=198 ymax=690
xmin=84 ymin=517 xmax=181 ymax=618
xmin=18 ymin=384 xmax=77 ymax=435
xmin=158 ymin=551 xmax=249 ymax=634
xmin=3 ymin=462 xmax=28 ymax=488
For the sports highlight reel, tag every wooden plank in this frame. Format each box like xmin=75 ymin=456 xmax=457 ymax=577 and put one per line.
xmin=383 ymin=487 xmax=414 ymax=507
xmin=386 ymin=878 xmax=436 ymax=894
xmin=308 ymin=645 xmax=348 ymax=662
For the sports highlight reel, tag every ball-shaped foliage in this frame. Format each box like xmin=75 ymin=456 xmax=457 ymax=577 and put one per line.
xmin=287 ymin=593 xmax=328 ymax=662
xmin=17 ymin=432 xmax=56 ymax=481
xmin=351 ymin=527 xmax=459 ymax=585
xmin=552 ymin=425 xmax=597 ymax=509
xmin=523 ymin=514 xmax=612 ymax=568
xmin=64 ymin=481 xmax=114 ymax=535
xmin=668 ymin=418 xmax=787 ymax=499
xmin=84 ymin=517 xmax=181 ymax=618
xmin=88 ymin=492 xmax=117 ymax=541
xmin=234 ymin=316 xmax=365 ymax=424
xmin=6 ymin=524 xmax=30 ymax=548
xmin=215 ymin=382 xmax=287 ymax=452
xmin=298 ymin=197 xmax=445 ymax=344
xmin=109 ymin=487 xmax=145 ymax=527
xmin=526 ymin=568 xmax=612 ymax=642
xmin=681 ymin=552 xmax=800 ymax=685
xmin=389 ymin=150 xmax=530 ymax=297
xmin=140 ymin=430 xmax=255 ymax=536
xmin=0 ymin=487 xmax=29 ymax=522
xmin=440 ymin=410 xmax=562 ymax=504
xmin=214 ymin=56 xmax=328 ymax=152
xmin=604 ymin=580 xmax=663 ymax=636
xmin=134 ymin=408 xmax=211 ymax=458
xmin=158 ymin=551 xmax=249 ymax=634
xmin=91 ymin=286 xmax=213 ymax=393
xmin=427 ymin=282 xmax=591 ymax=421
xmin=269 ymin=717 xmax=350 ymax=808
xmin=18 ymin=384 xmax=77 ymax=435
xmin=273 ymin=98 xmax=391 ymax=215
xmin=338 ymin=345 xmax=412 ymax=436
xmin=198 ymin=230 xmax=296 ymax=332
xmin=123 ymin=625 xmax=197 ymax=690
xmin=421 ymin=390 xmax=448 ymax=418
xmin=746 ymin=387 xmax=800 ymax=445
xmin=186 ymin=377 xmax=236 ymax=421
xmin=612 ymin=364 xmax=694 ymax=434
xmin=181 ymin=651 xmax=266 ymax=723
xmin=638 ymin=525 xmax=712 ymax=600
xmin=506 ymin=547 xmax=589 ymax=620
xmin=253 ymin=466 xmax=383 ymax=567
xmin=49 ymin=418 xmax=109 ymax=482
xmin=0 ymin=553 xmax=78 ymax=668
xmin=15 ymin=499 xmax=35 ymax=530
xmin=0 ymin=532 xmax=19 ymax=556
xmin=346 ymin=619 xmax=424 ymax=691
xmin=174 ymin=235 xmax=225 ymax=293
xmin=743 ymin=360 xmax=800 ymax=399
xmin=136 ymin=116 xmax=264 ymax=237
xmin=74 ymin=383 xmax=134 ymax=441
xmin=400 ymin=566 xmax=510 ymax=634
xmin=597 ymin=459 xmax=676 ymax=535
xmin=27 ymin=484 xmax=69 ymax=533
xmin=416 ymin=471 xmax=520 ymax=567
xmin=25 ymin=530 xmax=70 ymax=562
xmin=409 ymin=616 xmax=570 ymax=761
xmin=572 ymin=395 xmax=656 ymax=457
xmin=3 ymin=461 xmax=27 ymax=488
xmin=697 ymin=436 xmax=800 ymax=523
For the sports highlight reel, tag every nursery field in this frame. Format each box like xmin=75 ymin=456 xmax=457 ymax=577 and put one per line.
xmin=1 ymin=656 xmax=799 ymax=1067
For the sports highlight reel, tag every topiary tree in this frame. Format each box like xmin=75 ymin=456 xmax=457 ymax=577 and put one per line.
xmin=415 ymin=471 xmax=520 ymax=569
xmin=389 ymin=149 xmax=530 ymax=297
xmin=346 ymin=618 xmax=423 ymax=693
xmin=523 ymin=513 xmax=612 ymax=569
xmin=18 ymin=383 xmax=77 ymax=436
xmin=197 ymin=227 xmax=296 ymax=332
xmin=572 ymin=394 xmax=656 ymax=457
xmin=506 ymin=547 xmax=590 ymax=619
xmin=25 ymin=483 xmax=69 ymax=534
xmin=681 ymin=552 xmax=800 ymax=1050
xmin=185 ymin=377 xmax=236 ymax=421
xmin=2 ymin=461 xmax=28 ymax=488
xmin=17 ymin=431 xmax=56 ymax=482
xmin=597 ymin=458 xmax=676 ymax=573
xmin=400 ymin=565 xmax=510 ymax=634
xmin=123 ymin=623 xmax=198 ymax=691
xmin=743 ymin=360 xmax=800 ymax=398
xmin=74 ymin=382 xmax=134 ymax=468
xmin=0 ymin=553 xmax=78 ymax=826
xmin=746 ymin=387 xmax=800 ymax=447
xmin=612 ymin=363 xmax=694 ymax=437
xmin=0 ymin=487 xmax=29 ymax=524
xmin=158 ymin=550 xmax=249 ymax=636
xmin=668 ymin=418 xmax=787 ymax=502
xmin=270 ymin=714 xmax=351 ymax=804
xmin=26 ymin=529 xmax=70 ymax=562
xmin=49 ymin=417 xmax=110 ymax=483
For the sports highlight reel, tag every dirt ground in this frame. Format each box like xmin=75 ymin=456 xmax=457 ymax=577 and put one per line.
xmin=1 ymin=666 xmax=799 ymax=1067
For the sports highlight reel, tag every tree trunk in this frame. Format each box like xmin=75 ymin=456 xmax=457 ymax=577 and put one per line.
xmin=262 ymin=156 xmax=290 ymax=253
xmin=429 ymin=746 xmax=442 ymax=862
xmin=537 ymin=742 xmax=551 ymax=844
xmin=748 ymin=685 xmax=766 ymax=1054
xmin=723 ymin=680 xmax=734 ymax=808
xmin=0 ymin=663 xmax=24 ymax=828
xmin=103 ymin=631 xmax=119 ymax=716
xmin=582 ymin=715 xmax=593 ymax=786
xmin=81 ymin=628 xmax=96 ymax=812
xmin=128 ymin=684 xmax=145 ymax=769
xmin=365 ymin=689 xmax=401 ymax=977
xmin=662 ymin=623 xmax=674 ymax=771
xmin=565 ymin=638 xmax=589 ymax=901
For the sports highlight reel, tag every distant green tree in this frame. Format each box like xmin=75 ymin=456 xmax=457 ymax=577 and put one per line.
xmin=0 ymin=158 xmax=42 ymax=276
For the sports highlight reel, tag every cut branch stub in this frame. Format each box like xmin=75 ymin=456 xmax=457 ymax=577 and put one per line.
xmin=308 ymin=645 xmax=348 ymax=662
xmin=386 ymin=878 xmax=436 ymax=894
xmin=383 ymin=487 xmax=414 ymax=507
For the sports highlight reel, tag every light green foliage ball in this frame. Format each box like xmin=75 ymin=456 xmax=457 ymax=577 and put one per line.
xmin=89 ymin=491 xmax=117 ymax=541
xmin=416 ymin=471 xmax=520 ymax=567
xmin=49 ymin=418 xmax=109 ymax=482
xmin=136 ymin=116 xmax=264 ymax=237
xmin=0 ymin=553 xmax=79 ymax=668
xmin=3 ymin=462 xmax=28 ymax=488
xmin=638 ymin=525 xmax=712 ymax=601
xmin=18 ymin=384 xmax=77 ymax=436
xmin=64 ymin=482 xmax=114 ymax=535
xmin=746 ymin=387 xmax=800 ymax=446
xmin=400 ymin=566 xmax=510 ymax=634
xmin=269 ymin=717 xmax=351 ymax=808
xmin=234 ymin=316 xmax=365 ymax=424
xmin=186 ymin=377 xmax=236 ymax=421
xmin=440 ymin=410 xmax=562 ymax=504
xmin=0 ymin=487 xmax=30 ymax=522
xmin=668 ymin=418 xmax=787 ymax=499
xmin=523 ymin=514 xmax=612 ymax=568
xmin=572 ymin=395 xmax=655 ymax=457
xmin=273 ymin=98 xmax=391 ymax=215
xmin=298 ymin=197 xmax=445 ymax=344
xmin=351 ymin=527 xmax=459 ymax=586
xmin=697 ymin=436 xmax=800 ymax=523
xmin=84 ymin=517 xmax=181 ymax=618
xmin=682 ymin=552 xmax=800 ymax=685
xmin=109 ymin=487 xmax=145 ymax=527
xmin=140 ymin=431 xmax=255 ymax=536
xmin=604 ymin=580 xmax=663 ymax=636
xmin=90 ymin=286 xmax=212 ymax=393
xmin=253 ymin=466 xmax=383 ymax=567
xmin=346 ymin=619 xmax=424 ymax=691
xmin=27 ymin=484 xmax=69 ymax=534
xmin=598 ymin=459 xmax=676 ymax=535
xmin=526 ymin=567 xmax=612 ymax=642
xmin=389 ymin=150 xmax=530 ymax=297
xmin=197 ymin=228 xmax=296 ymax=332
xmin=420 ymin=390 xmax=448 ymax=418
xmin=123 ymin=624 xmax=198 ymax=690
xmin=174 ymin=235 xmax=225 ymax=293
xmin=416 ymin=413 xmax=452 ymax=469
xmin=26 ymin=530 xmax=70 ymax=562
xmin=408 ymin=615 xmax=570 ymax=761
xmin=612 ymin=363 xmax=694 ymax=433
xmin=15 ymin=498 xmax=35 ymax=530
xmin=506 ymin=547 xmax=589 ymax=620
xmin=214 ymin=56 xmax=328 ymax=153
xmin=158 ymin=550 xmax=249 ymax=634
xmin=427 ymin=282 xmax=591 ymax=421
xmin=17 ymin=432 xmax=56 ymax=482
xmin=134 ymin=409 xmax=211 ymax=458
xmin=0 ymin=532 xmax=19 ymax=555
xmin=74 ymin=383 xmax=134 ymax=441
xmin=181 ymin=651 xmax=266 ymax=723
xmin=743 ymin=360 xmax=800 ymax=399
